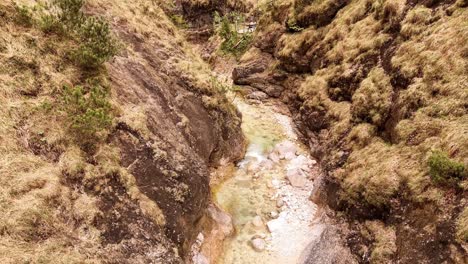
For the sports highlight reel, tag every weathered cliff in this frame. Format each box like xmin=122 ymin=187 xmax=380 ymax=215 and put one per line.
xmin=0 ymin=0 xmax=244 ymax=263
xmin=229 ymin=0 xmax=467 ymax=262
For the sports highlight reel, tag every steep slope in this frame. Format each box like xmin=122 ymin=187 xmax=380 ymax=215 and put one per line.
xmin=0 ymin=0 xmax=244 ymax=263
xmin=229 ymin=0 xmax=467 ymax=263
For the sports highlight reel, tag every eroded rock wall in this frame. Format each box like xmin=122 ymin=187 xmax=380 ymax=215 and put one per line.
xmin=232 ymin=0 xmax=467 ymax=262
xmin=0 ymin=0 xmax=244 ymax=262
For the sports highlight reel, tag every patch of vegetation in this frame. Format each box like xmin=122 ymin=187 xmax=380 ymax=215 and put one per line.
xmin=214 ymin=11 xmax=253 ymax=57
xmin=14 ymin=4 xmax=33 ymax=27
xmin=24 ymin=0 xmax=118 ymax=70
xmin=54 ymin=0 xmax=85 ymax=27
xmin=351 ymin=67 xmax=393 ymax=127
xmin=39 ymin=14 xmax=65 ymax=35
xmin=456 ymin=207 xmax=468 ymax=242
xmin=73 ymin=17 xmax=119 ymax=70
xmin=428 ymin=150 xmax=466 ymax=185
xmin=169 ymin=14 xmax=188 ymax=28
xmin=286 ymin=17 xmax=304 ymax=32
xmin=61 ymin=81 xmax=113 ymax=149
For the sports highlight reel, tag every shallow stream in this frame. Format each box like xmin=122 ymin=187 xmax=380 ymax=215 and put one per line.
xmin=213 ymin=98 xmax=322 ymax=264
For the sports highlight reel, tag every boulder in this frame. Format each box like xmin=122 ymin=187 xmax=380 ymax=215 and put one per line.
xmin=289 ymin=155 xmax=314 ymax=172
xmin=193 ymin=253 xmax=209 ymax=264
xmin=268 ymin=151 xmax=280 ymax=163
xmin=286 ymin=168 xmax=307 ymax=188
xmin=275 ymin=141 xmax=297 ymax=160
xmin=247 ymin=91 xmax=269 ymax=101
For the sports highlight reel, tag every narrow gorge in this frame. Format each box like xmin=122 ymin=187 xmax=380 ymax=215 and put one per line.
xmin=0 ymin=0 xmax=466 ymax=264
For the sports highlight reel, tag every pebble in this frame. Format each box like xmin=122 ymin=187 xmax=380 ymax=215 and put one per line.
xmin=276 ymin=198 xmax=284 ymax=208
xmin=270 ymin=211 xmax=279 ymax=218
xmin=252 ymin=215 xmax=263 ymax=227
xmin=250 ymin=238 xmax=266 ymax=252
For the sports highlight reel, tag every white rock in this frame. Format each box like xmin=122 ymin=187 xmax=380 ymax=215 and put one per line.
xmin=276 ymin=198 xmax=284 ymax=208
xmin=268 ymin=151 xmax=280 ymax=163
xmin=247 ymin=91 xmax=268 ymax=101
xmin=196 ymin=232 xmax=204 ymax=245
xmin=259 ymin=159 xmax=274 ymax=170
xmin=207 ymin=205 xmax=233 ymax=236
xmin=289 ymin=155 xmax=312 ymax=172
xmin=252 ymin=215 xmax=263 ymax=227
xmin=270 ymin=211 xmax=279 ymax=218
xmin=246 ymin=161 xmax=261 ymax=173
xmin=250 ymin=238 xmax=266 ymax=252
xmin=275 ymin=141 xmax=297 ymax=159
xmin=267 ymin=219 xmax=282 ymax=233
xmin=193 ymin=253 xmax=209 ymax=264
xmin=271 ymin=179 xmax=281 ymax=188
xmin=284 ymin=151 xmax=297 ymax=160
xmin=286 ymin=168 xmax=307 ymax=188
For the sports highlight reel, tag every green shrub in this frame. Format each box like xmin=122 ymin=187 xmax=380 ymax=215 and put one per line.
xmin=170 ymin=14 xmax=188 ymax=28
xmin=61 ymin=82 xmax=112 ymax=148
xmin=428 ymin=150 xmax=466 ymax=185
xmin=286 ymin=17 xmax=304 ymax=32
xmin=14 ymin=4 xmax=33 ymax=27
xmin=72 ymin=17 xmax=118 ymax=70
xmin=54 ymin=0 xmax=85 ymax=28
xmin=214 ymin=11 xmax=252 ymax=57
xmin=39 ymin=14 xmax=64 ymax=35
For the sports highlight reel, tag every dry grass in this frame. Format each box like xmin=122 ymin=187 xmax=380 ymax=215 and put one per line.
xmin=0 ymin=0 xmax=234 ymax=261
xmin=456 ymin=207 xmax=468 ymax=242
xmin=248 ymin=0 xmax=468 ymax=258
xmin=267 ymin=0 xmax=468 ymax=209
xmin=365 ymin=221 xmax=397 ymax=263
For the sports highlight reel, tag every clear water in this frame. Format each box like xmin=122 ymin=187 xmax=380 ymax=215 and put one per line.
xmin=214 ymin=99 xmax=319 ymax=264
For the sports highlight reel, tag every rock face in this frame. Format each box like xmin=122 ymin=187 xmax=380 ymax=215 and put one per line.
xmin=234 ymin=0 xmax=468 ymax=262
xmin=92 ymin=0 xmax=245 ymax=261
xmin=232 ymin=49 xmax=286 ymax=97
xmin=300 ymin=225 xmax=358 ymax=264
xmin=109 ymin=14 xmax=245 ymax=253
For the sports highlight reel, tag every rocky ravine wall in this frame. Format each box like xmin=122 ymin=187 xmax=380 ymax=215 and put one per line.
xmin=0 ymin=0 xmax=244 ymax=263
xmin=232 ymin=0 xmax=467 ymax=263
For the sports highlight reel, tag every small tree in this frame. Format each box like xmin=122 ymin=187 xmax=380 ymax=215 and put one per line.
xmin=73 ymin=17 xmax=118 ymax=70
xmin=61 ymin=83 xmax=112 ymax=149
xmin=214 ymin=11 xmax=252 ymax=57
xmin=54 ymin=0 xmax=85 ymax=27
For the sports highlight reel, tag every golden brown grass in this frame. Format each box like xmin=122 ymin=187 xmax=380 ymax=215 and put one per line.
xmin=242 ymin=0 xmax=468 ymax=261
xmin=0 ymin=0 xmax=238 ymax=261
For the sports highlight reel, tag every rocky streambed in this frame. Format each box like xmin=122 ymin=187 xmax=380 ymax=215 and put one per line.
xmin=191 ymin=93 xmax=355 ymax=264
